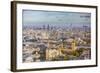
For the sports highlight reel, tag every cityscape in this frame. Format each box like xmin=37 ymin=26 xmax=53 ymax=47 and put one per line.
xmin=22 ymin=10 xmax=91 ymax=63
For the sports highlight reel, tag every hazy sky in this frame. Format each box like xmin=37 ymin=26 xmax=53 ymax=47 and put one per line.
xmin=22 ymin=10 xmax=91 ymax=27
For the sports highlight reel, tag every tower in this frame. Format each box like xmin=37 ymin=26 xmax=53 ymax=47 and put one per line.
xmin=47 ymin=24 xmax=50 ymax=30
xmin=71 ymin=39 xmax=77 ymax=51
xmin=43 ymin=25 xmax=45 ymax=30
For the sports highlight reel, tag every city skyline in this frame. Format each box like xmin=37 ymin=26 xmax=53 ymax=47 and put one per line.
xmin=22 ymin=10 xmax=91 ymax=62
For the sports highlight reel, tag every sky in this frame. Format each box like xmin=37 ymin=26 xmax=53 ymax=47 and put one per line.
xmin=22 ymin=10 xmax=91 ymax=27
